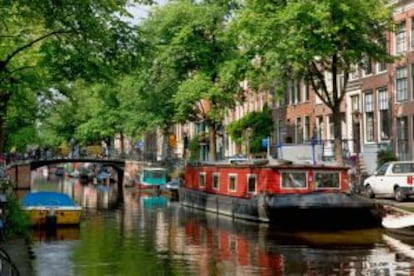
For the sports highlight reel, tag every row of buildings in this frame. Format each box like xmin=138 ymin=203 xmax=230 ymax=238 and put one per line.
xmin=116 ymin=1 xmax=414 ymax=174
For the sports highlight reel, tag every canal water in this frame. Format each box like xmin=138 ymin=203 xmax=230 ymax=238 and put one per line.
xmin=25 ymin=168 xmax=414 ymax=275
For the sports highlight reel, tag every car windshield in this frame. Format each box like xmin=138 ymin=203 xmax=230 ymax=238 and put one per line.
xmin=169 ymin=180 xmax=179 ymax=186
xmin=376 ymin=163 xmax=389 ymax=176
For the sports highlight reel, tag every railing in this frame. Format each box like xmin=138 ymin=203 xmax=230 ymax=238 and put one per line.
xmin=0 ymin=247 xmax=19 ymax=276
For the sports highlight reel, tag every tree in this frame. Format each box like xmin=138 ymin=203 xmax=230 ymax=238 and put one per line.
xmin=140 ymin=0 xmax=243 ymax=161
xmin=235 ymin=0 xmax=395 ymax=165
xmin=0 ymin=0 xmax=150 ymax=153
xmin=227 ymin=106 xmax=273 ymax=154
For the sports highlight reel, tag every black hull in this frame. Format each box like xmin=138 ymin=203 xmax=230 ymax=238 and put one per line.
xmin=385 ymin=226 xmax=414 ymax=237
xmin=179 ymin=188 xmax=383 ymax=230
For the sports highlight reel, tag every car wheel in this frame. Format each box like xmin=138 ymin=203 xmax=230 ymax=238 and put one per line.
xmin=394 ymin=187 xmax=407 ymax=202
xmin=364 ymin=185 xmax=374 ymax=199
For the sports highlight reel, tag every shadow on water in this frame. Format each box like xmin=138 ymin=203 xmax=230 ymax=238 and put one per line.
xmin=177 ymin=206 xmax=402 ymax=275
xmin=178 ymin=205 xmax=384 ymax=247
xmin=31 ymin=226 xmax=81 ymax=242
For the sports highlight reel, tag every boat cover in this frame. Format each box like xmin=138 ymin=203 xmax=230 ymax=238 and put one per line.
xmin=22 ymin=192 xmax=77 ymax=207
xmin=382 ymin=214 xmax=414 ymax=229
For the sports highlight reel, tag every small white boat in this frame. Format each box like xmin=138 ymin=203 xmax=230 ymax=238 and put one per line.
xmin=382 ymin=206 xmax=414 ymax=236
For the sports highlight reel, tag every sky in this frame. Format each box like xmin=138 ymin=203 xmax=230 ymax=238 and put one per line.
xmin=125 ymin=1 xmax=168 ymax=25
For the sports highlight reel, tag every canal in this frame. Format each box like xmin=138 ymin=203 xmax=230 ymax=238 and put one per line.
xmin=25 ymin=167 xmax=414 ymax=275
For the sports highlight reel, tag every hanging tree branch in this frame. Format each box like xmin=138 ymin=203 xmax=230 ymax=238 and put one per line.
xmin=0 ymin=29 xmax=72 ymax=71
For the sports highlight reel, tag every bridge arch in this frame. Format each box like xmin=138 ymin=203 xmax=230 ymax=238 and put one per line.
xmin=7 ymin=158 xmax=127 ymax=202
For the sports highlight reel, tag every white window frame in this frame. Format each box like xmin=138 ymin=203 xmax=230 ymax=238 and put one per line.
xmin=246 ymin=174 xmax=257 ymax=194
xmin=396 ymin=21 xmax=406 ymax=54
xmin=377 ymin=61 xmax=387 ymax=74
xmin=314 ymin=171 xmax=341 ymax=190
xmin=396 ymin=66 xmax=408 ymax=102
xmin=199 ymin=172 xmax=206 ymax=189
xmin=377 ymin=87 xmax=390 ymax=141
xmin=349 ymin=64 xmax=359 ymax=81
xmin=212 ymin=173 xmax=219 ymax=190
xmin=280 ymin=171 xmax=307 ymax=189
xmin=364 ymin=91 xmax=375 ymax=143
xmin=228 ymin=174 xmax=237 ymax=192
xmin=295 ymin=117 xmax=302 ymax=143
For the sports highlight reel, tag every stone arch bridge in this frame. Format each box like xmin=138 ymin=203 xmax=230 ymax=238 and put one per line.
xmin=6 ymin=158 xmax=145 ymax=202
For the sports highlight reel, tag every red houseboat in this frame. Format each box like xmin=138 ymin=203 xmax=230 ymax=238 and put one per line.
xmin=179 ymin=159 xmax=383 ymax=230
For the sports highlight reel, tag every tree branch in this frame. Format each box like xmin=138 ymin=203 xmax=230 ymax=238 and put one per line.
xmin=310 ymin=61 xmax=333 ymax=106
xmin=0 ymin=29 xmax=72 ymax=71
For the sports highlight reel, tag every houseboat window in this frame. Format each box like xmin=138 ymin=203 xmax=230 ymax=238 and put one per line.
xmin=247 ymin=175 xmax=257 ymax=194
xmin=228 ymin=174 xmax=237 ymax=192
xmin=213 ymin=173 xmax=220 ymax=190
xmin=199 ymin=173 xmax=206 ymax=188
xmin=314 ymin=172 xmax=340 ymax=188
xmin=281 ymin=172 xmax=306 ymax=188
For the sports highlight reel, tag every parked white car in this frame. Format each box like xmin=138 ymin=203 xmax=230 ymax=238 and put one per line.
xmin=363 ymin=161 xmax=414 ymax=202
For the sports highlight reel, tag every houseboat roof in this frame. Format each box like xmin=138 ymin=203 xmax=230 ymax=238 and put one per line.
xmin=143 ymin=167 xmax=167 ymax=171
xmin=188 ymin=158 xmax=349 ymax=170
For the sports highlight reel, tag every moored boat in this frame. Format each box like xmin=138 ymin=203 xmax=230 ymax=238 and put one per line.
xmin=136 ymin=167 xmax=168 ymax=191
xmin=179 ymin=159 xmax=383 ymax=230
xmin=382 ymin=205 xmax=414 ymax=236
xmin=22 ymin=191 xmax=82 ymax=226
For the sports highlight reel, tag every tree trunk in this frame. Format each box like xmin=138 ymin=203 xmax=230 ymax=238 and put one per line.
xmin=0 ymin=91 xmax=9 ymax=155
xmin=332 ymin=108 xmax=344 ymax=165
xmin=119 ymin=131 xmax=125 ymax=158
xmin=0 ymin=116 xmax=4 ymax=154
xmin=208 ymin=125 xmax=217 ymax=161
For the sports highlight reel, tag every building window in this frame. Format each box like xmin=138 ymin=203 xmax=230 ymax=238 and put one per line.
xmin=412 ymin=17 xmax=414 ymax=48
xmin=304 ymin=116 xmax=311 ymax=142
xmin=295 ymin=117 xmax=303 ymax=143
xmin=303 ymin=81 xmax=310 ymax=102
xmin=378 ymin=88 xmax=390 ymax=141
xmin=228 ymin=174 xmax=237 ymax=192
xmin=277 ymin=119 xmax=285 ymax=145
xmin=351 ymin=95 xmax=360 ymax=112
xmin=362 ymin=56 xmax=373 ymax=75
xmin=365 ymin=92 xmax=374 ymax=142
xmin=397 ymin=117 xmax=409 ymax=160
xmin=396 ymin=21 xmax=406 ymax=54
xmin=289 ymin=80 xmax=300 ymax=104
xmin=212 ymin=173 xmax=219 ymax=190
xmin=328 ymin=116 xmax=334 ymax=140
xmin=377 ymin=61 xmax=387 ymax=73
xmin=316 ymin=116 xmax=323 ymax=142
xmin=350 ymin=64 xmax=359 ymax=80
xmin=411 ymin=64 xmax=414 ymax=100
xmin=247 ymin=174 xmax=256 ymax=194
xmin=396 ymin=67 xmax=408 ymax=102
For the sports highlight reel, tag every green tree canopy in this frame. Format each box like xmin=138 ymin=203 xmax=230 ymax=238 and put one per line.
xmin=140 ymin=0 xmax=243 ymax=160
xmin=0 ymin=0 xmax=151 ymax=153
xmin=227 ymin=106 xmax=272 ymax=153
xmin=235 ymin=0 xmax=395 ymax=164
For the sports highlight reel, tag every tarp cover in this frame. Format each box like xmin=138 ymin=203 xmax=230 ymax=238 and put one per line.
xmin=22 ymin=192 xmax=76 ymax=207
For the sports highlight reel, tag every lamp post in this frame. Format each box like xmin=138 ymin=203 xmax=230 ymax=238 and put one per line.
xmin=246 ymin=127 xmax=252 ymax=159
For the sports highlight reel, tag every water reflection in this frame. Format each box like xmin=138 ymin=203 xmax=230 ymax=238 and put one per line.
xmin=28 ymin=167 xmax=414 ymax=275
xmin=32 ymin=227 xmax=80 ymax=242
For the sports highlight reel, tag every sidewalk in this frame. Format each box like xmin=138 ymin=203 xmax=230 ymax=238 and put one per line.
xmin=1 ymin=238 xmax=34 ymax=275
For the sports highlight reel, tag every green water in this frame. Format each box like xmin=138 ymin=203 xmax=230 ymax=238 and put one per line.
xmin=27 ymin=169 xmax=414 ymax=275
